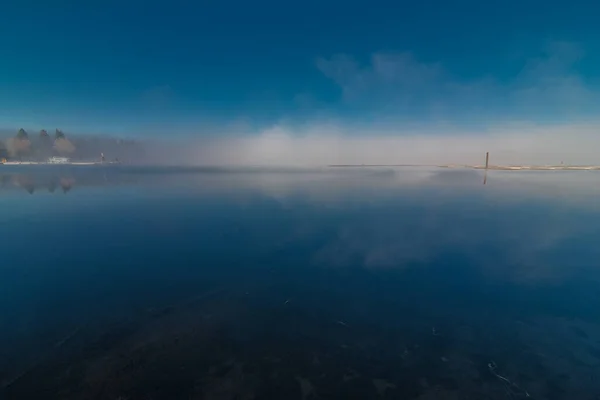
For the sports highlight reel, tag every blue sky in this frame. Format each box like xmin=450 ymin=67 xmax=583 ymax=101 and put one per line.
xmin=1 ymin=0 xmax=599 ymax=137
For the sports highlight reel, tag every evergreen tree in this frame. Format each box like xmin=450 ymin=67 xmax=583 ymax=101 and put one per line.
xmin=13 ymin=128 xmax=32 ymax=159
xmin=37 ymin=130 xmax=53 ymax=160
xmin=54 ymin=129 xmax=76 ymax=155
xmin=16 ymin=128 xmax=29 ymax=140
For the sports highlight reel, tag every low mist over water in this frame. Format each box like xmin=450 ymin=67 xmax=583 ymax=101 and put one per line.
xmin=1 ymin=167 xmax=600 ymax=399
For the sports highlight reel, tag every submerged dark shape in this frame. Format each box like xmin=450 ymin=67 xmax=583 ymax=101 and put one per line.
xmin=48 ymin=180 xmax=57 ymax=193
xmin=0 ymin=174 xmax=10 ymax=186
xmin=14 ymin=174 xmax=35 ymax=194
xmin=427 ymin=169 xmax=483 ymax=185
xmin=60 ymin=177 xmax=74 ymax=193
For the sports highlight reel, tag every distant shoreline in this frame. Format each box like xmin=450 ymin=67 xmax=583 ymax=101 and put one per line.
xmin=329 ymin=164 xmax=600 ymax=171
xmin=1 ymin=161 xmax=119 ymax=166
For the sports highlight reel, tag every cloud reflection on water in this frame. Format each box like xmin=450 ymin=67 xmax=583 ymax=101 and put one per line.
xmin=2 ymin=167 xmax=600 ymax=399
xmin=1 ymin=167 xmax=599 ymax=287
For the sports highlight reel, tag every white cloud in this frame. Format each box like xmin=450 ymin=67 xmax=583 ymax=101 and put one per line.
xmin=315 ymin=41 xmax=598 ymax=120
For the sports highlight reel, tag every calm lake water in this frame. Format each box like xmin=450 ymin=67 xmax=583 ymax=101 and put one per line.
xmin=1 ymin=166 xmax=600 ymax=399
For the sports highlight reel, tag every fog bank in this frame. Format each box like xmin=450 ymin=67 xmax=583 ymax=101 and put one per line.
xmin=143 ymin=122 xmax=600 ymax=167
xmin=3 ymin=120 xmax=598 ymax=167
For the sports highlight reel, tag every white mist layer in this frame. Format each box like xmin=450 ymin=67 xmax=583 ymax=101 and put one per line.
xmin=144 ymin=122 xmax=600 ymax=167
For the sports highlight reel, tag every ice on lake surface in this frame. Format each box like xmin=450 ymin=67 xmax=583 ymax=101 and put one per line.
xmin=1 ymin=166 xmax=600 ymax=399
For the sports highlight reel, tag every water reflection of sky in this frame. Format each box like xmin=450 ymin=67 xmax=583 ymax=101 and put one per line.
xmin=1 ymin=167 xmax=600 ymax=399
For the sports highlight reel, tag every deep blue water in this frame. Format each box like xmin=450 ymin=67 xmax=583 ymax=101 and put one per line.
xmin=1 ymin=167 xmax=600 ymax=399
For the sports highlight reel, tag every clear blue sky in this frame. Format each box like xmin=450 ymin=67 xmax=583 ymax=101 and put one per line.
xmin=1 ymin=0 xmax=599 ymax=135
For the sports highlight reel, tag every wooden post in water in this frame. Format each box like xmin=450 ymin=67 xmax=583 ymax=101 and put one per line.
xmin=483 ymin=152 xmax=489 ymax=185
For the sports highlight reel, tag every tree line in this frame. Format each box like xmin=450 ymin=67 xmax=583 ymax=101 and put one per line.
xmin=0 ymin=129 xmax=144 ymax=162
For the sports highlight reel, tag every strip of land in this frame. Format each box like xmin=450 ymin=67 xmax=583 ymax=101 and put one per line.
xmin=329 ymin=164 xmax=600 ymax=171
xmin=1 ymin=161 xmax=119 ymax=166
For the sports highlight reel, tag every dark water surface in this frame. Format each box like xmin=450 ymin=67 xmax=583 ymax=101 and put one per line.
xmin=1 ymin=166 xmax=600 ymax=399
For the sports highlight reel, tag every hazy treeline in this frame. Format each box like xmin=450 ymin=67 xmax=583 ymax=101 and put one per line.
xmin=0 ymin=129 xmax=145 ymax=162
